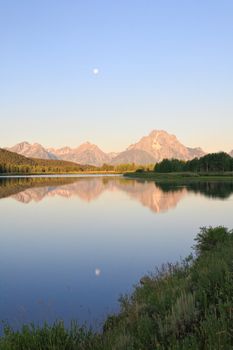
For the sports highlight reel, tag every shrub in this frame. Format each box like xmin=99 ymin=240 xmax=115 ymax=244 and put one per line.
xmin=194 ymin=226 xmax=232 ymax=256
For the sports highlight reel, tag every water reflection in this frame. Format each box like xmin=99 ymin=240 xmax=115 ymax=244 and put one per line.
xmin=0 ymin=176 xmax=233 ymax=213
xmin=155 ymin=180 xmax=233 ymax=199
xmin=0 ymin=176 xmax=232 ymax=328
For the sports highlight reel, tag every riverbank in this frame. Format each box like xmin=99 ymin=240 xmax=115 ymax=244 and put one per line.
xmin=0 ymin=171 xmax=125 ymax=176
xmin=0 ymin=226 xmax=232 ymax=349
xmin=124 ymin=170 xmax=233 ymax=182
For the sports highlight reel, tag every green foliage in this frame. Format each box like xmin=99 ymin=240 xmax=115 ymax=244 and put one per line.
xmin=154 ymin=152 xmax=233 ymax=174
xmin=163 ymin=291 xmax=198 ymax=338
xmin=104 ymin=226 xmax=233 ymax=349
xmin=195 ymin=152 xmax=233 ymax=172
xmin=135 ymin=168 xmax=144 ymax=173
xmin=194 ymin=226 xmax=232 ymax=255
xmin=154 ymin=159 xmax=186 ymax=173
xmin=0 ymin=321 xmax=102 ymax=350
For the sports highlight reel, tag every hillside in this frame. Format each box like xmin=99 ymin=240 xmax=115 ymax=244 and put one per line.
xmin=0 ymin=148 xmax=35 ymax=166
xmin=0 ymin=148 xmax=93 ymax=173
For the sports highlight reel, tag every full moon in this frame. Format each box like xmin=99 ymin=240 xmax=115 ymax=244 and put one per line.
xmin=92 ymin=68 xmax=99 ymax=75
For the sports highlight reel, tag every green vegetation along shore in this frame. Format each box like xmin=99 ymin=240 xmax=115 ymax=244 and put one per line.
xmin=0 ymin=226 xmax=233 ymax=349
xmin=124 ymin=171 xmax=233 ymax=182
xmin=154 ymin=152 xmax=233 ymax=173
xmin=125 ymin=152 xmax=233 ymax=181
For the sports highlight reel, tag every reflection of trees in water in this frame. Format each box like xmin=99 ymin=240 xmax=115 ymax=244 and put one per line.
xmin=155 ymin=181 xmax=233 ymax=199
xmin=0 ymin=177 xmax=78 ymax=199
xmin=0 ymin=177 xmax=232 ymax=213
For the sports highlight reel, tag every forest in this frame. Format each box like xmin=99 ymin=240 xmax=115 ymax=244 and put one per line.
xmin=154 ymin=152 xmax=233 ymax=173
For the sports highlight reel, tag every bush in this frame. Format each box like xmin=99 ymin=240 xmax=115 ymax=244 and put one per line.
xmin=194 ymin=226 xmax=232 ymax=255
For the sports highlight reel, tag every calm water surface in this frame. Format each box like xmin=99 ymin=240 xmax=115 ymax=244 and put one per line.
xmin=0 ymin=176 xmax=232 ymax=328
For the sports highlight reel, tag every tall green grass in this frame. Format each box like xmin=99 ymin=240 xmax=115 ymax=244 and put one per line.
xmin=1 ymin=226 xmax=233 ymax=349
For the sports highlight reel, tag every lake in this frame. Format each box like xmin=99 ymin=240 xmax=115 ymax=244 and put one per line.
xmin=0 ymin=176 xmax=232 ymax=329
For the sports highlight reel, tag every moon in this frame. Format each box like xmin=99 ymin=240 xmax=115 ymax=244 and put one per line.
xmin=92 ymin=68 xmax=99 ymax=75
xmin=95 ymin=268 xmax=101 ymax=276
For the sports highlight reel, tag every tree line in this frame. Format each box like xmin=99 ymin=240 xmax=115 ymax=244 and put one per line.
xmin=154 ymin=152 xmax=233 ymax=173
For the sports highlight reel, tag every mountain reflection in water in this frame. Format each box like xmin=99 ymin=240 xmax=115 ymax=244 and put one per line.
xmin=0 ymin=176 xmax=232 ymax=213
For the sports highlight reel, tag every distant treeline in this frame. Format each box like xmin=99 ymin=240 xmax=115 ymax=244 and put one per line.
xmin=154 ymin=152 xmax=233 ymax=173
xmin=0 ymin=148 xmax=151 ymax=174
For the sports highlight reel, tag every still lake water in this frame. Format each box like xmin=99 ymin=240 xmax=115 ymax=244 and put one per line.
xmin=0 ymin=175 xmax=232 ymax=329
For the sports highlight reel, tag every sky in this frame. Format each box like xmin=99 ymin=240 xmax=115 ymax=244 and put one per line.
xmin=0 ymin=0 xmax=233 ymax=153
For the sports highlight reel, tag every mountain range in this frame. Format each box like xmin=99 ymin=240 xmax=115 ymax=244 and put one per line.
xmin=5 ymin=130 xmax=230 ymax=166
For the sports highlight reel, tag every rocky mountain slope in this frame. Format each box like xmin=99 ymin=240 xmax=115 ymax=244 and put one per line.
xmin=110 ymin=149 xmax=156 ymax=165
xmin=48 ymin=142 xmax=111 ymax=166
xmin=7 ymin=142 xmax=57 ymax=160
xmin=125 ymin=130 xmax=205 ymax=163
xmin=6 ymin=130 xmax=206 ymax=166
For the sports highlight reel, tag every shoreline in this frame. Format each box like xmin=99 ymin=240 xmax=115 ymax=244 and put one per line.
xmin=124 ymin=171 xmax=233 ymax=182
xmin=0 ymin=172 xmax=124 ymax=178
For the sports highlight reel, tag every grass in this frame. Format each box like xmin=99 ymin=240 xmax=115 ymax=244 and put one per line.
xmin=124 ymin=170 xmax=233 ymax=181
xmin=1 ymin=226 xmax=233 ymax=349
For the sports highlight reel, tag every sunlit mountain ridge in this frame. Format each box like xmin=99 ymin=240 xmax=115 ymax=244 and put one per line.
xmin=6 ymin=130 xmax=207 ymax=166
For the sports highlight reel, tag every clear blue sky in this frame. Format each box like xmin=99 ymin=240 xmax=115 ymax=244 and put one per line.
xmin=1 ymin=0 xmax=233 ymax=152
